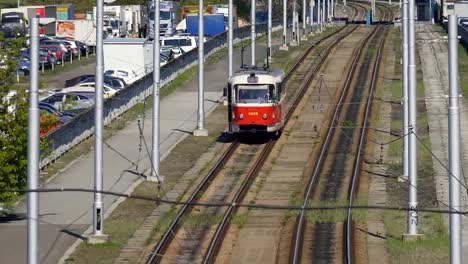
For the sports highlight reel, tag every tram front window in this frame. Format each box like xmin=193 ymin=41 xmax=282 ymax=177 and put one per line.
xmin=236 ymin=85 xmax=270 ymax=104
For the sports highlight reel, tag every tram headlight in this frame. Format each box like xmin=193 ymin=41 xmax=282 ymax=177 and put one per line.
xmin=272 ymin=113 xmax=276 ymax=119
xmin=239 ymin=113 xmax=244 ymax=119
xmin=262 ymin=113 xmax=268 ymax=119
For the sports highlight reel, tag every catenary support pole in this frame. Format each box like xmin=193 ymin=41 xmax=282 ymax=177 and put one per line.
xmin=310 ymin=0 xmax=314 ymax=33
xmin=303 ymin=0 xmax=307 ymax=38
xmin=281 ymin=0 xmax=288 ymax=49
xmin=292 ymin=0 xmax=297 ymax=45
xmin=27 ymin=17 xmax=39 ymax=264
xmin=251 ymin=0 xmax=256 ymax=65
xmin=228 ymin=0 xmax=233 ymax=76
xmin=407 ymin=0 xmax=419 ymax=236
xmin=150 ymin=0 xmax=161 ymax=181
xmin=448 ymin=14 xmax=462 ymax=264
xmin=402 ymin=0 xmax=409 ymax=179
xmin=318 ymin=0 xmax=321 ymax=32
xmin=321 ymin=0 xmax=325 ymax=31
xmin=90 ymin=0 xmax=108 ymax=244
xmin=331 ymin=0 xmax=334 ymax=21
xmin=194 ymin=0 xmax=208 ymax=136
xmin=327 ymin=0 xmax=330 ymax=22
xmin=268 ymin=0 xmax=272 ymax=59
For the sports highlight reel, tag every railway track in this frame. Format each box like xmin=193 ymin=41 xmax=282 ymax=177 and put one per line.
xmin=288 ymin=4 xmax=393 ymax=264
xmin=145 ymin=6 xmax=369 ymax=264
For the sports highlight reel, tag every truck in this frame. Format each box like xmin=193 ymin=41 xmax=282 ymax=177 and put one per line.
xmin=149 ymin=1 xmax=180 ymax=39
xmin=1 ymin=12 xmax=27 ymax=37
xmin=186 ymin=14 xmax=225 ymax=37
xmin=93 ymin=5 xmax=127 ymax=37
xmin=213 ymin=4 xmax=238 ymax=29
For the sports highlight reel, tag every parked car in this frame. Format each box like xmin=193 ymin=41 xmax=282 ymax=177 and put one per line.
xmin=18 ymin=49 xmax=56 ymax=74
xmin=40 ymin=45 xmax=66 ymax=63
xmin=41 ymin=92 xmax=94 ymax=111
xmin=104 ymin=68 xmax=139 ymax=85
xmin=39 ymin=39 xmax=70 ymax=60
xmin=74 ymin=40 xmax=91 ymax=55
xmin=160 ymin=35 xmax=198 ymax=53
xmin=55 ymin=38 xmax=80 ymax=56
xmin=161 ymin=45 xmax=184 ymax=60
xmin=60 ymin=83 xmax=118 ymax=98
xmin=64 ymin=74 xmax=94 ymax=87
xmin=80 ymin=76 xmax=127 ymax=90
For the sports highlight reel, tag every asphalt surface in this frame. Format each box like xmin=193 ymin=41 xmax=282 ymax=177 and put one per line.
xmin=0 ymin=30 xmax=285 ymax=264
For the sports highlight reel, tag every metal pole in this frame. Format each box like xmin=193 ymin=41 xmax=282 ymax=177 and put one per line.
xmin=282 ymin=0 xmax=288 ymax=48
xmin=448 ymin=14 xmax=462 ymax=264
xmin=151 ymin=0 xmax=161 ymax=180
xmin=194 ymin=0 xmax=208 ymax=136
xmin=407 ymin=0 xmax=419 ymax=236
xmin=303 ymin=0 xmax=307 ymax=38
xmin=402 ymin=0 xmax=409 ymax=179
xmin=327 ymin=0 xmax=330 ymax=22
xmin=228 ymin=0 xmax=233 ymax=77
xmin=321 ymin=0 xmax=325 ymax=31
xmin=430 ymin=0 xmax=434 ymax=24
xmin=317 ymin=0 xmax=321 ymax=32
xmin=27 ymin=17 xmax=39 ymax=264
xmin=331 ymin=0 xmax=334 ymax=21
xmin=310 ymin=0 xmax=314 ymax=34
xmin=268 ymin=0 xmax=272 ymax=59
xmin=251 ymin=0 xmax=256 ymax=66
xmin=292 ymin=0 xmax=297 ymax=45
xmin=91 ymin=0 xmax=107 ymax=242
xmin=344 ymin=0 xmax=347 ymax=7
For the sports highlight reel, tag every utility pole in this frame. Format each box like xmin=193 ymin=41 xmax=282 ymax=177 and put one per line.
xmin=448 ymin=14 xmax=462 ymax=264
xmin=321 ymin=0 xmax=325 ymax=31
xmin=292 ymin=0 xmax=297 ymax=46
xmin=327 ymin=0 xmax=331 ymax=22
xmin=194 ymin=0 xmax=208 ymax=136
xmin=228 ymin=0 xmax=233 ymax=77
xmin=331 ymin=0 xmax=334 ymax=21
xmin=302 ymin=0 xmax=308 ymax=40
xmin=268 ymin=0 xmax=272 ymax=59
xmin=406 ymin=0 xmax=419 ymax=237
xmin=281 ymin=0 xmax=289 ymax=50
xmin=150 ymin=0 xmax=161 ymax=181
xmin=89 ymin=0 xmax=109 ymax=244
xmin=402 ymin=0 xmax=409 ymax=180
xmin=27 ymin=17 xmax=39 ymax=264
xmin=251 ymin=0 xmax=256 ymax=66
xmin=310 ymin=0 xmax=314 ymax=34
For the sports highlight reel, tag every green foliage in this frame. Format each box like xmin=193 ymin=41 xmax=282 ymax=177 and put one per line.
xmin=0 ymin=34 xmax=30 ymax=202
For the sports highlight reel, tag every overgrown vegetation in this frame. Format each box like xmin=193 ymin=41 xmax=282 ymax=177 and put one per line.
xmin=0 ymin=34 xmax=30 ymax=203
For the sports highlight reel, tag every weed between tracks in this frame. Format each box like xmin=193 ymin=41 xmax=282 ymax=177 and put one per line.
xmin=383 ymin=28 xmax=448 ymax=263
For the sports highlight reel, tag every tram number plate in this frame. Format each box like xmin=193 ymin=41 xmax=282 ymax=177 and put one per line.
xmin=248 ymin=112 xmax=258 ymax=116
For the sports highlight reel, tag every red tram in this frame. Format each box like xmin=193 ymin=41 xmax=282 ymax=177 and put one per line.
xmin=227 ymin=67 xmax=286 ymax=133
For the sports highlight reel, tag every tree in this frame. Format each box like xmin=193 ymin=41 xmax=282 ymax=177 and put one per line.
xmin=0 ymin=33 xmax=29 ymax=202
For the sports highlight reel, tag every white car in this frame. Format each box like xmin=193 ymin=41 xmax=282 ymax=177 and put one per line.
xmin=60 ymin=83 xmax=118 ymax=98
xmin=160 ymin=35 xmax=198 ymax=53
xmin=104 ymin=68 xmax=140 ymax=85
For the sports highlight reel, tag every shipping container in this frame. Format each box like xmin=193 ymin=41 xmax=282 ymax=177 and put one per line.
xmin=186 ymin=14 xmax=225 ymax=36
xmin=45 ymin=5 xmax=57 ymax=18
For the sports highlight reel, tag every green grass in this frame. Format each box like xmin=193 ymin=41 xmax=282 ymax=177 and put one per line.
xmin=458 ymin=44 xmax=468 ymax=95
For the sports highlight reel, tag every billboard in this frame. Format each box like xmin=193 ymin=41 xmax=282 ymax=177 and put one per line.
xmin=56 ymin=21 xmax=75 ymax=38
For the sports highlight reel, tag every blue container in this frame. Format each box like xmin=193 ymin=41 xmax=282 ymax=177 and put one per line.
xmin=255 ymin=11 xmax=267 ymax=24
xmin=186 ymin=14 xmax=225 ymax=36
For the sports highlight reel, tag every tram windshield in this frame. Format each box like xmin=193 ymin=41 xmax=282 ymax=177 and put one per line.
xmin=235 ymin=84 xmax=275 ymax=104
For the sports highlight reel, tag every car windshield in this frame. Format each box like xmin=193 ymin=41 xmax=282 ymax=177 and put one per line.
xmin=149 ymin=11 xmax=171 ymax=20
xmin=111 ymin=20 xmax=118 ymax=29
xmin=164 ymin=39 xmax=179 ymax=46
xmin=2 ymin=17 xmax=20 ymax=24
xmin=160 ymin=11 xmax=171 ymax=20
xmin=236 ymin=85 xmax=270 ymax=104
xmin=180 ymin=39 xmax=192 ymax=46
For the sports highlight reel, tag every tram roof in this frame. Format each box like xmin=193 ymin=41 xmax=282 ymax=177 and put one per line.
xmin=230 ymin=67 xmax=284 ymax=84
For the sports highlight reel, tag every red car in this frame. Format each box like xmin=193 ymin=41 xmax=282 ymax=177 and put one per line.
xmin=40 ymin=45 xmax=64 ymax=63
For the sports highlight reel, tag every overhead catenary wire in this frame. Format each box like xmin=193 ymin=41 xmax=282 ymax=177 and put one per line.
xmin=1 ymin=187 xmax=467 ymax=215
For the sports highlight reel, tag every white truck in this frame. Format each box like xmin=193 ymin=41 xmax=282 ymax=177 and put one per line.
xmin=72 ymin=20 xmax=97 ymax=46
xmin=149 ymin=1 xmax=180 ymax=39
xmin=93 ymin=5 xmax=127 ymax=37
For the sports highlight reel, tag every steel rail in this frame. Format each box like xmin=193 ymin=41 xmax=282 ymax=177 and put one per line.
xmin=147 ymin=22 xmax=356 ymax=264
xmin=289 ymin=8 xmax=391 ymax=262
xmin=146 ymin=139 xmax=240 ymax=264
xmin=204 ymin=22 xmax=363 ymax=264
xmin=345 ymin=25 xmax=387 ymax=264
